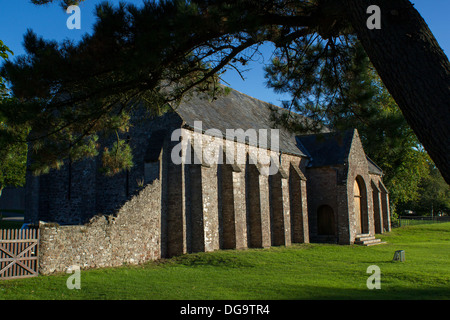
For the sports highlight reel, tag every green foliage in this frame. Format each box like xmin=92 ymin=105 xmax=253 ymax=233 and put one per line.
xmin=101 ymin=137 xmax=133 ymax=177
xmin=1 ymin=0 xmax=447 ymax=185
xmin=0 ymin=124 xmax=28 ymax=190
xmin=0 ymin=40 xmax=13 ymax=100
xmin=0 ymin=40 xmax=13 ymax=60
xmin=400 ymin=162 xmax=450 ymax=216
xmin=265 ymin=35 xmax=367 ymax=131
xmin=0 ymin=41 xmax=28 ymax=192
xmin=1 ymin=1 xmax=233 ymax=175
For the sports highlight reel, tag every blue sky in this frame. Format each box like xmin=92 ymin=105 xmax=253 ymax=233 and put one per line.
xmin=1 ymin=0 xmax=449 ymax=106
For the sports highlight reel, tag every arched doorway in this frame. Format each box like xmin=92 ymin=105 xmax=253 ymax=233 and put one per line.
xmin=317 ymin=205 xmax=335 ymax=236
xmin=354 ymin=177 xmax=368 ymax=234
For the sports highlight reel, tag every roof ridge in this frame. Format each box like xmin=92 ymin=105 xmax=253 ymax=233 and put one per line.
xmin=296 ymin=128 xmax=354 ymax=138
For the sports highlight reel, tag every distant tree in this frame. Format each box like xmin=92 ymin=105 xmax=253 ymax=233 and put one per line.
xmin=401 ymin=162 xmax=450 ymax=216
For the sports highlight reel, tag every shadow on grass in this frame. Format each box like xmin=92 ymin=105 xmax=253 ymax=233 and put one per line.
xmin=277 ymin=284 xmax=450 ymax=300
xmin=170 ymin=252 xmax=255 ymax=268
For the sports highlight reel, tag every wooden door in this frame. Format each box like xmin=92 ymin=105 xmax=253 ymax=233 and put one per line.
xmin=354 ymin=180 xmax=362 ymax=234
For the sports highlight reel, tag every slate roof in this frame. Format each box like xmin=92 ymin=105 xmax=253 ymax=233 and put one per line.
xmin=173 ymin=88 xmax=316 ymax=157
xmin=296 ymin=129 xmax=355 ymax=167
xmin=170 ymin=87 xmax=383 ymax=176
xmin=367 ymin=156 xmax=383 ymax=176
xmin=296 ymin=129 xmax=383 ymax=176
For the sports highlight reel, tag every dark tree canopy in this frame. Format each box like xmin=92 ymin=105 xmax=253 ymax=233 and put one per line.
xmin=0 ymin=41 xmax=28 ymax=193
xmin=1 ymin=0 xmax=449 ymax=183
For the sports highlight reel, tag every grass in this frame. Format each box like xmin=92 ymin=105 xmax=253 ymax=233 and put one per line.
xmin=0 ymin=223 xmax=449 ymax=300
xmin=398 ymin=218 xmax=449 ymax=227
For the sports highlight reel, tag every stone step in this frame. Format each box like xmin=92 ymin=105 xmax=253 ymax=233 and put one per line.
xmin=355 ymin=238 xmax=380 ymax=244
xmin=364 ymin=241 xmax=387 ymax=246
xmin=355 ymin=237 xmax=387 ymax=246
xmin=355 ymin=235 xmax=376 ymax=241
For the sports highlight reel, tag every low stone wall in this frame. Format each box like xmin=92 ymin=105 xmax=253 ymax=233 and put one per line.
xmin=38 ymin=180 xmax=161 ymax=275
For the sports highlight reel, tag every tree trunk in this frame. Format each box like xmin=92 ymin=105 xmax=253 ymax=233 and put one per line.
xmin=344 ymin=0 xmax=450 ymax=184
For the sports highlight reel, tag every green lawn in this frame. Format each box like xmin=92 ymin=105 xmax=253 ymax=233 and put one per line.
xmin=1 ymin=223 xmax=449 ymax=300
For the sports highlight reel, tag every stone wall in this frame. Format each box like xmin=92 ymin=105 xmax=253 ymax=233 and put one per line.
xmin=38 ymin=179 xmax=161 ymax=275
xmin=345 ymin=130 xmax=375 ymax=243
xmin=33 ymin=112 xmax=312 ymax=273
xmin=304 ymin=129 xmax=388 ymax=245
xmin=163 ymin=128 xmax=310 ymax=256
xmin=370 ymin=174 xmax=391 ymax=233
xmin=305 ymin=166 xmax=341 ymax=243
xmin=25 ymin=110 xmax=182 ymax=226
xmin=31 ymin=121 xmax=389 ymax=275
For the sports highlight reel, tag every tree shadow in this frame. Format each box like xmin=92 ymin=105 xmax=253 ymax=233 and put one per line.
xmin=275 ymin=284 xmax=450 ymax=300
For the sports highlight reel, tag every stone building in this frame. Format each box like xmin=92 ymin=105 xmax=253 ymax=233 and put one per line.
xmin=24 ymin=88 xmax=390 ymax=274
